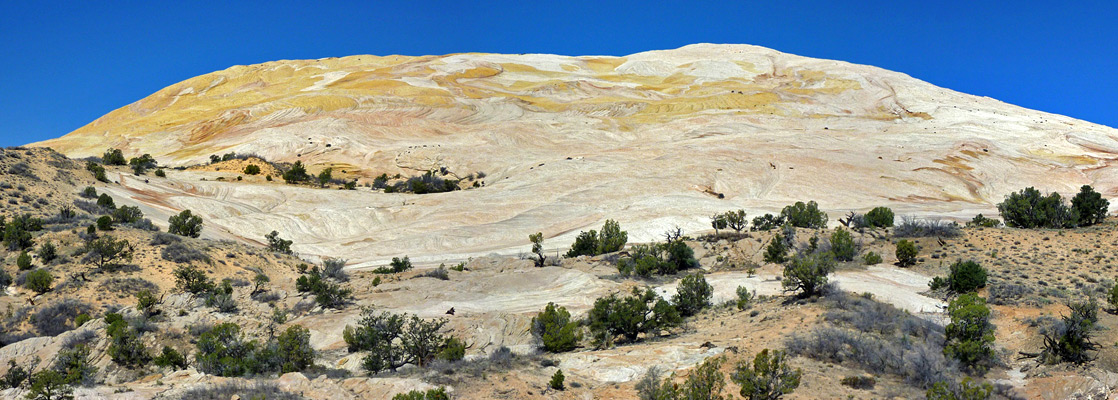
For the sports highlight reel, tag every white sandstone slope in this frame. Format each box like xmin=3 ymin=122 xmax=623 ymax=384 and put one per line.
xmin=31 ymin=44 xmax=1118 ymax=265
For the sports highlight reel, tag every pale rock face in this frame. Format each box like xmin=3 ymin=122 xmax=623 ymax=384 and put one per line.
xmin=30 ymin=43 xmax=1118 ymax=265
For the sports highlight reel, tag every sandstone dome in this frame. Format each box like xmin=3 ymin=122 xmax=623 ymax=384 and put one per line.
xmin=31 ymin=43 xmax=1118 ymax=265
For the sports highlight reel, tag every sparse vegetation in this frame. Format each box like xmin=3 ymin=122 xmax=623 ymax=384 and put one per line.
xmin=672 ymin=273 xmax=713 ymax=317
xmin=529 ymin=232 xmax=545 ymax=267
xmin=588 ymin=287 xmax=680 ymax=348
xmin=24 ymin=268 xmax=53 ymax=294
xmin=532 ymin=302 xmax=581 ymax=353
xmin=966 ymin=214 xmax=1001 ymax=228
xmin=343 ymin=308 xmax=462 ymax=373
xmin=374 ymin=256 xmax=413 ymax=274
xmin=894 ymin=216 xmax=961 ymax=238
xmin=930 ymin=260 xmax=988 ymax=293
xmin=763 ymin=233 xmax=788 ymax=264
xmin=782 ymin=252 xmax=835 ymax=297
xmin=566 ymin=219 xmax=628 ymax=257
xmin=863 ymin=206 xmax=895 ymax=228
xmin=751 ymin=213 xmax=785 ymax=231
xmin=895 ymin=239 xmax=917 ymax=267
xmin=173 ymin=265 xmax=215 ymax=294
xmin=128 ymin=154 xmax=156 ymax=175
xmin=81 ymin=235 xmax=133 ymax=270
xmin=829 ymin=227 xmax=856 ymax=261
xmin=102 ymin=148 xmax=126 ymax=166
xmin=781 ymin=201 xmax=828 ymax=229
xmin=265 ymin=230 xmax=293 ymax=254
xmin=997 ymin=187 xmax=1074 ymax=229
xmin=732 ymin=349 xmax=802 ymax=400
xmin=295 ymin=264 xmax=352 ymax=309
xmin=1070 ymin=185 xmax=1109 ymax=226
xmin=549 ymin=369 xmax=565 ymax=391
xmin=943 ymin=293 xmax=995 ymax=372
xmin=168 ymin=209 xmax=203 ymax=238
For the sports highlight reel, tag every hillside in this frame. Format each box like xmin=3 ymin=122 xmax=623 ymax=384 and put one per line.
xmin=28 ymin=44 xmax=1118 ymax=266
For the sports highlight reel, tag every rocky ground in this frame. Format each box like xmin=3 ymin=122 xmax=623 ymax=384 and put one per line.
xmin=1 ymin=147 xmax=1117 ymax=399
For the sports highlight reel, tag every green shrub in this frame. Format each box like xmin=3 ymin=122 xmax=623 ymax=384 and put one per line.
xmin=1071 ymin=185 xmax=1109 ymax=226
xmin=112 ymin=205 xmax=143 ymax=224
xmin=830 ymin=227 xmax=856 ymax=261
xmin=724 ymin=209 xmax=748 ymax=233
xmin=295 ymin=267 xmax=351 ymax=309
xmin=128 ymin=154 xmax=156 ymax=175
xmin=926 ymin=377 xmax=993 ymax=400
xmin=153 ymin=346 xmax=187 ymax=369
xmin=86 ymin=161 xmax=108 ymax=182
xmin=566 ymin=229 xmax=599 ymax=258
xmin=549 ymin=369 xmax=565 ymax=391
xmin=944 ymin=293 xmax=995 ymax=372
xmin=966 ymin=214 xmax=1001 ymax=228
xmin=392 ymin=388 xmax=449 ymax=400
xmin=343 ymin=309 xmax=459 ymax=373
xmin=283 ymin=161 xmax=310 ymax=183
xmin=265 ymin=230 xmax=293 ymax=254
xmin=532 ymin=302 xmax=581 ymax=353
xmin=317 ymin=167 xmax=333 ymax=188
xmin=136 ymin=290 xmax=158 ymax=316
xmin=82 ymin=235 xmax=133 ymax=270
xmin=751 ymin=214 xmax=785 ymax=231
xmin=895 ymin=240 xmax=917 ymax=267
xmin=108 ymin=324 xmax=151 ymax=368
xmin=782 ymin=252 xmax=835 ymax=298
xmin=38 ymin=242 xmax=57 ymax=264
xmin=529 ymin=232 xmax=545 ymax=267
xmin=598 ymin=219 xmax=628 ymax=254
xmin=81 ymin=186 xmax=97 ymax=199
xmin=55 ymin=344 xmax=97 ymax=386
xmin=1108 ymin=282 xmax=1118 ymax=312
xmin=25 ymin=269 xmax=53 ymax=294
xmin=271 ymin=325 xmax=316 ymax=373
xmin=438 ymin=336 xmax=466 ymax=362
xmin=154 ymin=168 xmax=166 ymax=177
xmin=997 ymin=187 xmax=1073 ymax=228
xmin=864 ymin=207 xmax=895 ymax=228
xmin=781 ymin=201 xmax=828 ymax=229
xmin=735 ymin=286 xmax=755 ymax=310
xmin=863 ymin=252 xmax=882 ymax=265
xmin=96 ymin=193 xmax=116 ymax=209
xmin=588 ymin=288 xmax=680 ymax=348
xmin=373 ymin=256 xmax=413 ymax=274
xmin=244 ymin=165 xmax=261 ymax=175
xmin=74 ymin=313 xmax=91 ymax=327
xmin=4 ymin=214 xmax=42 ymax=251
xmin=195 ymin=323 xmax=256 ymax=377
xmin=1038 ymin=301 xmax=1099 ymax=364
xmin=711 ymin=213 xmax=728 ymax=235
xmin=102 ymin=148 xmax=126 ymax=165
xmin=26 ymin=369 xmax=73 ymax=400
xmin=763 ymin=234 xmax=788 ymax=264
xmin=173 ymin=265 xmax=214 ymax=294
xmin=3 ymin=359 xmax=31 ymax=390
xmin=96 ymin=215 xmax=113 ymax=231
xmin=945 ymin=260 xmax=987 ymax=293
xmin=731 ymin=349 xmax=802 ymax=400
xmin=168 ymin=210 xmax=203 ymax=237
xmin=17 ymin=250 xmax=32 ymax=270
xmin=673 ymin=273 xmax=713 ymax=317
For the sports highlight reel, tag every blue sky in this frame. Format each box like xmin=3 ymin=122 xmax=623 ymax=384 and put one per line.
xmin=2 ymin=1 xmax=1115 ymax=146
